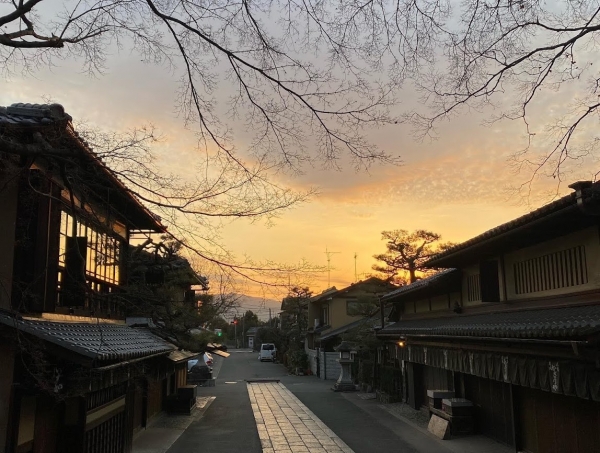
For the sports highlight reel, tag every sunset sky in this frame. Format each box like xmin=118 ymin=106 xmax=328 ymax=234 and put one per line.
xmin=1 ymin=45 xmax=592 ymax=308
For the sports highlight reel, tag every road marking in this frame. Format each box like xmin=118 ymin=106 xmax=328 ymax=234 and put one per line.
xmin=248 ymin=382 xmax=354 ymax=453
xmin=225 ymin=381 xmax=237 ymax=384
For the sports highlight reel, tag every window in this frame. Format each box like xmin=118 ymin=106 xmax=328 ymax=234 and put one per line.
xmin=514 ymin=246 xmax=587 ymax=295
xmin=321 ymin=305 xmax=329 ymax=325
xmin=57 ymin=211 xmax=123 ymax=309
xmin=466 ymin=274 xmax=480 ymax=302
xmin=465 ymin=260 xmax=501 ymax=303
xmin=346 ymin=299 xmax=361 ymax=316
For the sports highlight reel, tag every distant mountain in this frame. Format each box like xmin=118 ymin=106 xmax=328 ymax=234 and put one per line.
xmin=235 ymin=294 xmax=282 ymax=321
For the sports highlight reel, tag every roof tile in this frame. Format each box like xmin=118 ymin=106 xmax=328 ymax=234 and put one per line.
xmin=378 ymin=304 xmax=600 ymax=340
xmin=0 ymin=313 xmax=174 ymax=362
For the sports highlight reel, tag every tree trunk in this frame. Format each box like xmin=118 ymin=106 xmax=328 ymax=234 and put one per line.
xmin=409 ymin=265 xmax=417 ymax=283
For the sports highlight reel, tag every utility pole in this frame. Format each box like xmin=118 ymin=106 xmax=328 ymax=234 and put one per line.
xmin=269 ymin=308 xmax=272 ymax=327
xmin=354 ymin=252 xmax=358 ymax=282
xmin=324 ymin=247 xmax=340 ymax=288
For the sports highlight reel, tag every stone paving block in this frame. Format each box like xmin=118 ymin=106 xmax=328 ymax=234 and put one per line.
xmin=290 ymin=447 xmax=309 ymax=453
xmin=248 ymin=382 xmax=355 ymax=453
xmin=270 ymin=436 xmax=287 ymax=443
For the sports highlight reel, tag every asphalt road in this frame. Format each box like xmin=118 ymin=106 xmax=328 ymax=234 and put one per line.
xmin=166 ymin=349 xmax=455 ymax=453
xmin=166 ymin=349 xmax=286 ymax=453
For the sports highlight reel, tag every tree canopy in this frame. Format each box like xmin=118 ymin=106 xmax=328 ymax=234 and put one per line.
xmin=2 ymin=0 xmax=599 ymax=185
xmin=372 ymin=229 xmax=454 ymax=284
xmin=3 ymin=0 xmax=598 ymax=290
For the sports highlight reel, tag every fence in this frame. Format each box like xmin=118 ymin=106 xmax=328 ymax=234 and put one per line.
xmin=305 ymin=348 xmax=342 ymax=380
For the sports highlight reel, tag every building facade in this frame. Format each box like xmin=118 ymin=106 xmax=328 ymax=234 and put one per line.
xmin=377 ymin=181 xmax=600 ymax=452
xmin=306 ymin=278 xmax=395 ymax=379
xmin=0 ymin=103 xmax=196 ymax=453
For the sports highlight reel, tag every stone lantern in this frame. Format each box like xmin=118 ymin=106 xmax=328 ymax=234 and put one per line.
xmin=332 ymin=341 xmax=357 ymax=392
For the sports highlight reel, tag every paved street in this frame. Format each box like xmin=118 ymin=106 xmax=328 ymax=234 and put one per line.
xmin=249 ymin=381 xmax=353 ymax=453
xmin=149 ymin=350 xmax=511 ymax=453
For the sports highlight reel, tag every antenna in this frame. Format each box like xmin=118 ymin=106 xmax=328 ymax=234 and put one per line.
xmin=324 ymin=246 xmax=340 ymax=287
xmin=354 ymin=252 xmax=358 ymax=282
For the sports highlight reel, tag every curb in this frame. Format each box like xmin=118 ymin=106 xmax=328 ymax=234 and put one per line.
xmin=193 ymin=396 xmax=216 ymax=420
xmin=245 ymin=378 xmax=281 ymax=383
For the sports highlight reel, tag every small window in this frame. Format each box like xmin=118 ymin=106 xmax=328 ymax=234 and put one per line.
xmin=514 ymin=246 xmax=587 ymax=294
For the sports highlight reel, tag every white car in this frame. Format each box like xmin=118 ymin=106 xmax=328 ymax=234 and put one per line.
xmin=258 ymin=343 xmax=277 ymax=362
xmin=187 ymin=352 xmax=214 ymax=371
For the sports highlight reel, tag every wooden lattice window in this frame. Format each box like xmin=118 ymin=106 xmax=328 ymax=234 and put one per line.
xmin=514 ymin=245 xmax=588 ymax=295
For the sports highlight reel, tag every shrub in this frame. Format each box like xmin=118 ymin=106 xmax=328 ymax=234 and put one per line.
xmin=379 ymin=365 xmax=402 ymax=397
xmin=288 ymin=349 xmax=309 ymax=370
xmin=358 ymin=359 xmax=374 ymax=386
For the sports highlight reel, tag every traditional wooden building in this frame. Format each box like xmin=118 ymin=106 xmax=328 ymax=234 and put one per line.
xmin=377 ymin=181 xmax=600 ymax=452
xmin=0 ymin=103 xmax=196 ymax=453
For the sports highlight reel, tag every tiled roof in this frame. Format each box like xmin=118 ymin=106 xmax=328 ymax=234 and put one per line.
xmin=0 ymin=313 xmax=174 ymax=362
xmin=309 ymin=287 xmax=338 ymax=302
xmin=319 ymin=318 xmax=370 ymax=341
xmin=310 ymin=278 xmax=396 ymax=303
xmin=307 ymin=324 xmax=330 ymax=334
xmin=425 ymin=187 xmax=586 ymax=266
xmin=381 ymin=269 xmax=459 ymax=302
xmin=0 ymin=103 xmax=72 ymax=125
xmin=0 ymin=102 xmax=165 ymax=233
xmin=378 ymin=304 xmax=600 ymax=340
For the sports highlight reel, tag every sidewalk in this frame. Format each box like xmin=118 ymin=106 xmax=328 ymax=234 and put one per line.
xmin=280 ymin=374 xmax=513 ymax=453
xmin=133 ymin=357 xmax=513 ymax=453
xmin=376 ymin=401 xmax=512 ymax=453
xmin=132 ymin=397 xmax=215 ymax=453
